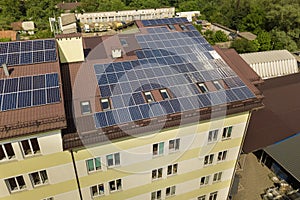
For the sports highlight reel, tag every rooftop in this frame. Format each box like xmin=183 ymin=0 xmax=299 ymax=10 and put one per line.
xmin=240 ymin=50 xmax=296 ymax=64
xmin=61 ymin=18 xmax=263 ymax=149
xmin=0 ymin=39 xmax=66 ymax=140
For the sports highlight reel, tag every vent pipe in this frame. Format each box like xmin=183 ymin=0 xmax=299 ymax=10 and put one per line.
xmin=1 ymin=64 xmax=9 ymax=77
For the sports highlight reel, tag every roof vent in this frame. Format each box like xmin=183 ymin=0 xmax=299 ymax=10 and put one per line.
xmin=1 ymin=63 xmax=9 ymax=77
xmin=112 ymin=48 xmax=122 ymax=59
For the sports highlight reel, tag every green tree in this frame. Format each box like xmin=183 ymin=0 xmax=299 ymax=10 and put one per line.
xmin=213 ymin=30 xmax=228 ymax=43
xmin=230 ymin=39 xmax=259 ymax=53
xmin=256 ymin=31 xmax=272 ymax=51
xmin=271 ymin=30 xmax=298 ymax=51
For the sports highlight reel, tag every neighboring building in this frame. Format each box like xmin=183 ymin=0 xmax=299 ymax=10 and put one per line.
xmin=0 ymin=30 xmax=18 ymax=41
xmin=0 ymin=39 xmax=71 ymax=199
xmin=0 ymin=18 xmax=264 ymax=200
xmin=56 ymin=1 xmax=81 ymax=13
xmin=58 ymin=13 xmax=78 ymax=34
xmin=11 ymin=21 xmax=35 ymax=35
xmin=75 ymin=7 xmax=175 ymax=24
xmin=240 ymin=50 xmax=298 ymax=79
xmin=259 ymin=133 xmax=300 ymax=190
xmin=211 ymin=23 xmax=257 ymax=41
xmin=176 ymin=11 xmax=200 ymax=22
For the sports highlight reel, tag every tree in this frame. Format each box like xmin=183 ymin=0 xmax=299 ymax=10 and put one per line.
xmin=230 ymin=39 xmax=259 ymax=53
xmin=213 ymin=30 xmax=228 ymax=43
xmin=271 ymin=30 xmax=298 ymax=52
xmin=256 ymin=31 xmax=272 ymax=51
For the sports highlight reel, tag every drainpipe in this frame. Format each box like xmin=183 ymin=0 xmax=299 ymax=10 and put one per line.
xmin=70 ymin=149 xmax=83 ymax=200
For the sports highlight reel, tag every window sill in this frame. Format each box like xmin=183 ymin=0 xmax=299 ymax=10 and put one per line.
xmin=33 ymin=182 xmax=49 ymax=188
xmin=10 ymin=188 xmax=27 ymax=194
xmin=92 ymin=194 xmax=105 ymax=198
xmin=88 ymin=169 xmax=102 ymax=174
xmin=23 ymin=152 xmax=42 ymax=158
xmin=109 ymin=189 xmax=122 ymax=193
xmin=168 ymin=150 xmax=180 ymax=154
xmin=152 ymin=155 xmax=164 ymax=158
xmin=0 ymin=157 xmax=17 ymax=164
xmin=107 ymin=165 xmax=121 ymax=169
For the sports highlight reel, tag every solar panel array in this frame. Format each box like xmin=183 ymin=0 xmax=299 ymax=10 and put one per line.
xmin=141 ymin=17 xmax=189 ymax=27
xmin=0 ymin=73 xmax=60 ymax=111
xmin=93 ymin=23 xmax=256 ymax=128
xmin=0 ymin=39 xmax=57 ymax=67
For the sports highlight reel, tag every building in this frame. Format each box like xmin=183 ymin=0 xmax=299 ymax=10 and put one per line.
xmin=175 ymin=11 xmax=200 ymax=22
xmin=11 ymin=21 xmax=35 ymax=35
xmin=0 ymin=39 xmax=72 ymax=199
xmin=0 ymin=30 xmax=18 ymax=41
xmin=56 ymin=2 xmax=81 ymax=13
xmin=240 ymin=50 xmax=298 ymax=79
xmin=0 ymin=18 xmax=263 ymax=200
xmin=58 ymin=13 xmax=78 ymax=34
xmin=75 ymin=8 xmax=175 ymax=24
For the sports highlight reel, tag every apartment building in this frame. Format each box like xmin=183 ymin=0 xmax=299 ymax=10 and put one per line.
xmin=0 ymin=18 xmax=263 ymax=200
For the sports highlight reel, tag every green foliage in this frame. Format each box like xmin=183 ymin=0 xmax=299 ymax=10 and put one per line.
xmin=0 ymin=38 xmax=11 ymax=42
xmin=271 ymin=30 xmax=298 ymax=52
xmin=213 ymin=30 xmax=228 ymax=43
xmin=230 ymin=39 xmax=259 ymax=53
xmin=256 ymin=31 xmax=272 ymax=51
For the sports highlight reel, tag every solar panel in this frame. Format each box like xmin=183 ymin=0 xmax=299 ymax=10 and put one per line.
xmin=8 ymin=42 xmax=20 ymax=53
xmin=141 ymin=17 xmax=189 ymax=27
xmin=0 ymin=73 xmax=60 ymax=111
xmin=20 ymin=52 xmax=32 ymax=65
xmin=7 ymin=53 xmax=20 ymax=66
xmin=0 ymin=43 xmax=8 ymax=54
xmin=33 ymin=40 xmax=44 ymax=51
xmin=21 ymin=41 xmax=33 ymax=52
xmin=129 ymin=106 xmax=143 ymax=121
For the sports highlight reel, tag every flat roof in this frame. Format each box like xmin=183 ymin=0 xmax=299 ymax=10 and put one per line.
xmin=264 ymin=133 xmax=300 ymax=182
xmin=240 ymin=50 xmax=296 ymax=64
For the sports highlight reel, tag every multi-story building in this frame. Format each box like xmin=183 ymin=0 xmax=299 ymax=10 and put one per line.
xmin=0 ymin=18 xmax=263 ymax=200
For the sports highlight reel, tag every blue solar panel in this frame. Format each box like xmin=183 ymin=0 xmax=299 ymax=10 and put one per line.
xmin=117 ymin=108 xmax=132 ymax=123
xmin=2 ymin=93 xmax=17 ymax=111
xmin=129 ymin=106 xmax=143 ymax=121
xmin=107 ymin=73 xmax=118 ymax=84
xmin=45 ymin=50 xmax=56 ymax=62
xmin=232 ymin=88 xmax=247 ymax=100
xmin=33 ymin=51 xmax=44 ymax=63
xmin=150 ymin=102 xmax=165 ymax=116
xmin=139 ymin=104 xmax=153 ymax=119
xmin=7 ymin=53 xmax=20 ymax=65
xmin=111 ymin=96 xmax=124 ymax=108
xmin=106 ymin=110 xmax=117 ymax=126
xmin=33 ymin=89 xmax=46 ymax=105
xmin=33 ymin=40 xmax=44 ymax=51
xmin=18 ymin=91 xmax=32 ymax=108
xmin=46 ymin=88 xmax=60 ymax=103
xmin=159 ymin=100 xmax=174 ymax=114
xmin=46 ymin=73 xmax=59 ymax=87
xmin=0 ymin=54 xmax=7 ymax=65
xmin=0 ymin=43 xmax=8 ymax=54
xmin=20 ymin=52 xmax=32 ymax=65
xmin=94 ymin=112 xmax=107 ymax=128
xmin=4 ymin=78 xmax=18 ymax=93
xmin=19 ymin=76 xmax=32 ymax=91
xmin=21 ymin=41 xmax=32 ymax=52
xmin=132 ymin=92 xmax=145 ymax=105
xmin=240 ymin=86 xmax=255 ymax=98
xmin=44 ymin=40 xmax=56 ymax=49
xmin=8 ymin=42 xmax=20 ymax=53
xmin=33 ymin=75 xmax=45 ymax=89
xmin=0 ymin=80 xmax=3 ymax=94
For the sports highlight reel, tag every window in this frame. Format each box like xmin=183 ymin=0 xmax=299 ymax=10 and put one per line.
xmin=198 ymin=195 xmax=206 ymax=200
xmin=213 ymin=172 xmax=222 ymax=182
xmin=200 ymin=175 xmax=210 ymax=186
xmin=20 ymin=138 xmax=40 ymax=156
xmin=144 ymin=91 xmax=154 ymax=103
xmin=169 ymin=138 xmax=180 ymax=152
xmin=100 ymin=98 xmax=111 ymax=110
xmin=222 ymin=126 xmax=232 ymax=139
xmin=213 ymin=81 xmax=223 ymax=90
xmin=167 ymin=164 xmax=178 ymax=176
xmin=153 ymin=142 xmax=164 ymax=156
xmin=151 ymin=190 xmax=162 ymax=200
xmin=106 ymin=153 xmax=120 ymax=167
xmin=5 ymin=176 xmax=26 ymax=193
xmin=80 ymin=101 xmax=91 ymax=114
xmin=90 ymin=183 xmax=104 ymax=197
xmin=209 ymin=191 xmax=218 ymax=200
xmin=86 ymin=157 xmax=101 ymax=173
xmin=120 ymin=39 xmax=128 ymax=47
xmin=217 ymin=150 xmax=227 ymax=162
xmin=179 ymin=24 xmax=187 ymax=31
xmin=204 ymin=154 xmax=214 ymax=166
xmin=29 ymin=170 xmax=48 ymax=187
xmin=152 ymin=168 xmax=163 ymax=180
xmin=160 ymin=89 xmax=170 ymax=100
xmin=166 ymin=185 xmax=176 ymax=197
xmin=167 ymin=24 xmax=176 ymax=30
xmin=0 ymin=143 xmax=15 ymax=161
xmin=198 ymin=83 xmax=209 ymax=93
xmin=208 ymin=130 xmax=218 ymax=143
xmin=109 ymin=179 xmax=122 ymax=192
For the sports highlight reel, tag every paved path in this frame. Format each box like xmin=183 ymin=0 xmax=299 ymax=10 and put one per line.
xmin=232 ymin=153 xmax=274 ymax=200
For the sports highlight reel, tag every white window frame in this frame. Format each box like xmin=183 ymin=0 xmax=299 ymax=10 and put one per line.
xmin=160 ymin=89 xmax=170 ymax=100
xmin=209 ymin=191 xmax=218 ymax=200
xmin=167 ymin=163 xmax=178 ymax=176
xmin=152 ymin=142 xmax=164 ymax=157
xmin=213 ymin=172 xmax=222 ymax=183
xmin=20 ymin=138 xmax=40 ymax=157
xmin=144 ymin=91 xmax=154 ymax=103
xmin=151 ymin=190 xmax=162 ymax=200
xmin=152 ymin=168 xmax=163 ymax=180
xmin=200 ymin=175 xmax=210 ymax=186
xmin=208 ymin=129 xmax=218 ymax=143
xmin=204 ymin=154 xmax=214 ymax=166
xmin=222 ymin=126 xmax=233 ymax=139
xmin=217 ymin=150 xmax=228 ymax=162
xmin=29 ymin=170 xmax=48 ymax=187
xmin=80 ymin=101 xmax=91 ymax=114
xmin=100 ymin=98 xmax=111 ymax=111
xmin=0 ymin=143 xmax=15 ymax=161
xmin=169 ymin=138 xmax=180 ymax=152
xmin=165 ymin=185 xmax=176 ymax=197
xmin=42 ymin=197 xmax=54 ymax=200
xmin=106 ymin=153 xmax=120 ymax=167
xmin=86 ymin=157 xmax=101 ymax=173
xmin=213 ymin=81 xmax=223 ymax=90
xmin=109 ymin=179 xmax=122 ymax=192
xmin=198 ymin=195 xmax=206 ymax=200
xmin=5 ymin=175 xmax=27 ymax=193
xmin=198 ymin=83 xmax=209 ymax=93
xmin=90 ymin=183 xmax=104 ymax=197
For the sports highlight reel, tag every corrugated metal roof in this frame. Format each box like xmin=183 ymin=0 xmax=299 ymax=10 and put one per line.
xmin=264 ymin=133 xmax=300 ymax=182
xmin=240 ymin=50 xmax=296 ymax=64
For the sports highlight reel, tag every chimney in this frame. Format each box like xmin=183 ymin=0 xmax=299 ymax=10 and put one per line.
xmin=1 ymin=63 xmax=9 ymax=77
xmin=112 ymin=48 xmax=122 ymax=59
